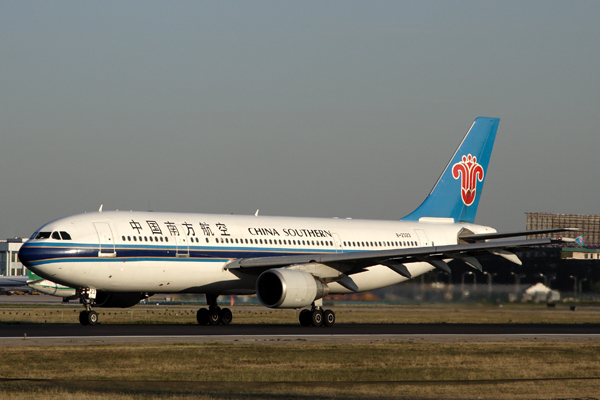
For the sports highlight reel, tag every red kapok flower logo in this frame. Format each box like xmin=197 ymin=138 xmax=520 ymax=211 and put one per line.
xmin=452 ymin=154 xmax=484 ymax=206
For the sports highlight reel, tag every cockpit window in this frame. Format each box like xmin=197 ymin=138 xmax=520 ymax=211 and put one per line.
xmin=35 ymin=232 xmax=52 ymax=240
xmin=59 ymin=231 xmax=72 ymax=240
xmin=51 ymin=231 xmax=61 ymax=240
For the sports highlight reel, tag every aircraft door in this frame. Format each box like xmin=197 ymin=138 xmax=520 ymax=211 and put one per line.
xmin=175 ymin=224 xmax=189 ymax=258
xmin=332 ymin=233 xmax=343 ymax=253
xmin=94 ymin=222 xmax=116 ymax=257
xmin=414 ymin=229 xmax=430 ymax=246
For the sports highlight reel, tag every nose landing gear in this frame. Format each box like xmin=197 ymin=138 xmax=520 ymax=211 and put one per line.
xmin=78 ymin=288 xmax=99 ymax=326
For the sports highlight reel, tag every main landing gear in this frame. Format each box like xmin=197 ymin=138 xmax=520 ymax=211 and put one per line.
xmin=79 ymin=288 xmax=99 ymax=326
xmin=196 ymin=294 xmax=232 ymax=325
xmin=299 ymin=302 xmax=335 ymax=327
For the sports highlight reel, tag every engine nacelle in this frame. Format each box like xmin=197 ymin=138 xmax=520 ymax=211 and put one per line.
xmin=256 ymin=268 xmax=329 ymax=308
xmin=94 ymin=292 xmax=148 ymax=308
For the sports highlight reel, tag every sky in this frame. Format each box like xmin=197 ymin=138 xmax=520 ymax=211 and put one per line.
xmin=1 ymin=1 xmax=599 ymax=239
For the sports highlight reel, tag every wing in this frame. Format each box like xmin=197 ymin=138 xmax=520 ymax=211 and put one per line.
xmin=0 ymin=276 xmax=30 ymax=293
xmin=458 ymin=228 xmax=579 ymax=243
xmin=225 ymin=236 xmax=576 ymax=284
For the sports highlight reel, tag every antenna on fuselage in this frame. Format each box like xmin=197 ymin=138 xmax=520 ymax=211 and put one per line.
xmin=98 ymin=204 xmax=103 ymax=212
xmin=255 ymin=209 xmax=259 ymax=216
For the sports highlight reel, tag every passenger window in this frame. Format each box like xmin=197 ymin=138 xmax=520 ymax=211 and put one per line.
xmin=133 ymin=236 xmax=137 ymax=241
xmin=144 ymin=237 xmax=148 ymax=242
xmin=127 ymin=236 xmax=131 ymax=241
xmin=165 ymin=237 xmax=169 ymax=242
xmin=51 ymin=231 xmax=61 ymax=240
xmin=122 ymin=236 xmax=126 ymax=241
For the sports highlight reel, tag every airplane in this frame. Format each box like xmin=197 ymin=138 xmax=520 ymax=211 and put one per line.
xmin=26 ymin=271 xmax=77 ymax=300
xmin=17 ymin=117 xmax=577 ymax=326
xmin=0 ymin=276 xmax=29 ymax=295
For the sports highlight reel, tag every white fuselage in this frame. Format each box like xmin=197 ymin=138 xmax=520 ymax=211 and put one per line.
xmin=20 ymin=211 xmax=496 ymax=296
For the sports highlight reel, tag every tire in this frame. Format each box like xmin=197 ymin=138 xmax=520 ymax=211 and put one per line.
xmin=323 ymin=309 xmax=335 ymax=327
xmin=311 ymin=309 xmax=323 ymax=327
xmin=79 ymin=310 xmax=89 ymax=326
xmin=299 ymin=309 xmax=311 ymax=326
xmin=220 ymin=308 xmax=233 ymax=325
xmin=87 ymin=311 xmax=98 ymax=326
xmin=208 ymin=309 xmax=221 ymax=325
xmin=196 ymin=308 xmax=209 ymax=325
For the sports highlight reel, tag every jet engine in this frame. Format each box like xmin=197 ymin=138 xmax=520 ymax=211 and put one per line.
xmin=256 ymin=268 xmax=329 ymax=308
xmin=94 ymin=291 xmax=148 ymax=308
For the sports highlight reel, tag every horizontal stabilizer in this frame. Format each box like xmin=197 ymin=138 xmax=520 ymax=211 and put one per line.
xmin=382 ymin=261 xmax=412 ymax=278
xmin=460 ymin=228 xmax=579 ymax=243
xmin=488 ymin=249 xmax=522 ymax=265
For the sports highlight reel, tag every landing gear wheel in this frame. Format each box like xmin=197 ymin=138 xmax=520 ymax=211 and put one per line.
xmin=87 ymin=310 xmax=98 ymax=326
xmin=220 ymin=308 xmax=232 ymax=325
xmin=311 ymin=309 xmax=324 ymax=327
xmin=323 ymin=309 xmax=335 ymax=327
xmin=197 ymin=308 xmax=209 ymax=325
xmin=79 ymin=310 xmax=89 ymax=326
xmin=79 ymin=310 xmax=98 ymax=326
xmin=299 ymin=309 xmax=312 ymax=326
xmin=208 ymin=308 xmax=221 ymax=325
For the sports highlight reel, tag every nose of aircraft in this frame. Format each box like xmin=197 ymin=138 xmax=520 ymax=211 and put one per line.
xmin=18 ymin=241 xmax=38 ymax=269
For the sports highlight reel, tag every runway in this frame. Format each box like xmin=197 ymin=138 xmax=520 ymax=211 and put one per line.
xmin=2 ymin=323 xmax=600 ymax=346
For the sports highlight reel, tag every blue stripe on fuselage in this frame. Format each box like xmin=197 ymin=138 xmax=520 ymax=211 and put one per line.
xmin=19 ymin=241 xmax=338 ymax=268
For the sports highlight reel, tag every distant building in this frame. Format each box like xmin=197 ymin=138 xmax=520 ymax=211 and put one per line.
xmin=0 ymin=238 xmax=27 ymax=276
xmin=526 ymin=212 xmax=600 ymax=247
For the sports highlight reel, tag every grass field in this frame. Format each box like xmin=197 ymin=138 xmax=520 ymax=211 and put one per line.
xmin=2 ymin=303 xmax=600 ymax=399
xmin=1 ymin=342 xmax=600 ymax=399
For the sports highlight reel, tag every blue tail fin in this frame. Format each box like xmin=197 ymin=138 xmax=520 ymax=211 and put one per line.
xmin=402 ymin=117 xmax=499 ymax=223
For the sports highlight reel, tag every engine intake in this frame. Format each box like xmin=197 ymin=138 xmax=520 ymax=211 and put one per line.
xmin=256 ymin=268 xmax=328 ymax=308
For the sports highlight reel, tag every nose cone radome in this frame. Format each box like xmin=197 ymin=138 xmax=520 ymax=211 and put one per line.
xmin=18 ymin=242 xmax=34 ymax=268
